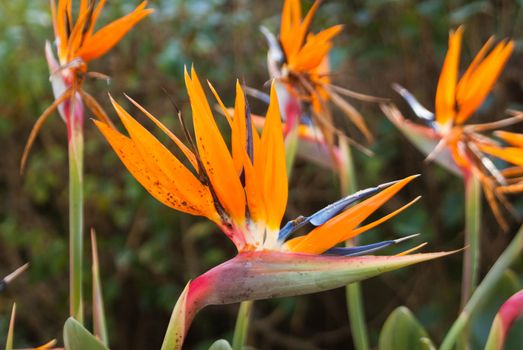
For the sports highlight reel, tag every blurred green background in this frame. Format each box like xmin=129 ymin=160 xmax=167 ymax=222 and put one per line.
xmin=1 ymin=0 xmax=523 ymax=349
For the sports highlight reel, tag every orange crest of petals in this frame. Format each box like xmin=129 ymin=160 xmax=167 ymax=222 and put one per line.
xmin=435 ymin=27 xmax=513 ymax=129
xmin=279 ymin=0 xmax=342 ymax=75
xmin=96 ymin=67 xmax=288 ymax=251
xmin=51 ymin=0 xmax=153 ymax=65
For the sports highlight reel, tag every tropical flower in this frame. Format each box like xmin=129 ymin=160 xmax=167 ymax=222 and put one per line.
xmin=95 ymin=67 xmax=452 ymax=349
xmin=21 ymin=0 xmax=153 ymax=170
xmin=381 ymin=27 xmax=523 ymax=230
xmin=261 ymin=0 xmax=379 ymax=161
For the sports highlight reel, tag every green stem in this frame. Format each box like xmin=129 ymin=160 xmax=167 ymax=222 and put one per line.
xmin=461 ymin=174 xmax=482 ymax=308
xmin=340 ymin=140 xmax=370 ymax=350
xmin=69 ymin=114 xmax=84 ymax=323
xmin=232 ymin=300 xmax=253 ymax=350
xmin=284 ymin=122 xmax=300 ymax=179
xmin=457 ymin=175 xmax=481 ymax=349
xmin=439 ymin=224 xmax=523 ymax=350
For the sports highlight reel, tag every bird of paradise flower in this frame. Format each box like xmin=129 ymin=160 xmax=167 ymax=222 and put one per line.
xmin=95 ymin=67 xmax=454 ymax=349
xmin=260 ymin=0 xmax=382 ymax=170
xmin=381 ymin=27 xmax=523 ymax=311
xmin=22 ymin=0 xmax=152 ymax=324
xmin=383 ymin=27 xmax=523 ymax=229
xmin=21 ymin=0 xmax=153 ymax=169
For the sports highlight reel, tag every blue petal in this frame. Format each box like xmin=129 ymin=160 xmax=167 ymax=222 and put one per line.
xmin=323 ymin=234 xmax=420 ymax=257
xmin=392 ymin=84 xmax=435 ymax=125
xmin=278 ymin=180 xmax=401 ymax=241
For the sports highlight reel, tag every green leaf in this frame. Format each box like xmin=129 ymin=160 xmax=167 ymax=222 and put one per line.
xmin=91 ymin=229 xmax=109 ymax=346
xmin=209 ymin=339 xmax=233 ymax=350
xmin=63 ymin=317 xmax=109 ymax=350
xmin=378 ymin=306 xmax=433 ymax=350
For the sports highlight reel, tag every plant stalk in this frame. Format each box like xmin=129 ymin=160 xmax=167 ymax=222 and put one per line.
xmin=461 ymin=174 xmax=482 ymax=308
xmin=69 ymin=103 xmax=84 ymax=323
xmin=439 ymin=224 xmax=523 ymax=350
xmin=341 ymin=140 xmax=370 ymax=350
xmin=457 ymin=174 xmax=481 ymax=349
xmin=232 ymin=300 xmax=253 ymax=350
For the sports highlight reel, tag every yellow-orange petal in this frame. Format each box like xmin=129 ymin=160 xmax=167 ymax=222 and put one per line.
xmin=456 ymin=36 xmax=494 ymax=103
xmin=455 ymin=40 xmax=514 ymax=124
xmin=242 ymin=149 xmax=267 ymax=225
xmin=208 ymin=81 xmax=233 ymax=126
xmin=94 ymin=120 xmax=215 ymax=218
xmin=435 ymin=27 xmax=463 ymax=128
xmin=287 ymin=175 xmax=418 ymax=254
xmin=349 ymin=196 xmax=421 ymax=237
xmin=232 ymin=81 xmax=247 ymax=174
xmin=77 ymin=1 xmax=153 ymax=62
xmin=108 ymin=97 xmax=217 ymax=218
xmin=185 ymin=67 xmax=246 ymax=222
xmin=495 ymin=131 xmax=523 ymax=148
xmin=259 ymin=83 xmax=288 ymax=231
xmin=125 ymin=94 xmax=199 ymax=171
xmin=292 ymin=25 xmax=343 ymax=72
xmin=478 ymin=144 xmax=523 ymax=166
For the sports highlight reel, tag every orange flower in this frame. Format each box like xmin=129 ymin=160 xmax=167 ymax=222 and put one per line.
xmin=96 ymin=67 xmax=423 ymax=254
xmin=96 ymin=68 xmax=453 ymax=349
xmin=262 ymin=0 xmax=377 ymax=152
xmin=21 ymin=0 xmax=153 ymax=171
xmin=382 ymin=27 xmax=523 ymax=229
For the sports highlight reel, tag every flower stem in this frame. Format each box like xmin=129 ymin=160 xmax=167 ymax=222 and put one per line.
xmin=457 ymin=174 xmax=481 ymax=348
xmin=340 ymin=140 xmax=370 ymax=350
xmin=439 ymin=224 xmax=523 ymax=350
xmin=461 ymin=174 xmax=482 ymax=308
xmin=69 ymin=111 xmax=84 ymax=323
xmin=232 ymin=300 xmax=253 ymax=350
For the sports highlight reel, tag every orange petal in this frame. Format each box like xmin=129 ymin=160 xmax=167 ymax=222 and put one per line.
xmin=77 ymin=1 xmax=153 ymax=62
xmin=259 ymin=83 xmax=288 ymax=231
xmin=496 ymin=131 xmax=523 ymax=148
xmin=349 ymin=196 xmax=421 ymax=237
xmin=94 ymin=120 xmax=215 ymax=218
xmin=456 ymin=37 xmax=494 ymax=102
xmin=55 ymin=0 xmax=69 ymax=59
xmin=232 ymin=81 xmax=247 ymax=174
xmin=208 ymin=81 xmax=233 ymax=126
xmin=185 ymin=67 xmax=246 ymax=222
xmin=280 ymin=0 xmax=300 ymax=57
xmin=109 ymin=97 xmax=217 ymax=219
xmin=455 ymin=40 xmax=514 ymax=124
xmin=292 ymin=25 xmax=343 ymax=72
xmin=287 ymin=175 xmax=418 ymax=254
xmin=125 ymin=94 xmax=199 ymax=171
xmin=84 ymin=0 xmax=107 ymax=39
xmin=435 ymin=27 xmax=463 ymax=128
xmin=478 ymin=144 xmax=523 ymax=166
xmin=242 ymin=149 xmax=267 ymax=225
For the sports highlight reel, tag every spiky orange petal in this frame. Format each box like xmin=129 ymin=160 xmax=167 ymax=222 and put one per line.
xmin=435 ymin=26 xmax=463 ymax=128
xmin=260 ymin=84 xmax=288 ymax=231
xmin=125 ymin=95 xmax=199 ymax=171
xmin=287 ymin=175 xmax=418 ymax=254
xmin=77 ymin=1 xmax=153 ymax=62
xmin=185 ymin=67 xmax=246 ymax=223
xmin=495 ymin=131 xmax=523 ymax=148
xmin=455 ymin=40 xmax=514 ymax=124
xmin=94 ymin=120 xmax=215 ymax=218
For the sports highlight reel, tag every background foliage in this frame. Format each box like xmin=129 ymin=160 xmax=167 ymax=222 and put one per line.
xmin=1 ymin=0 xmax=523 ymax=349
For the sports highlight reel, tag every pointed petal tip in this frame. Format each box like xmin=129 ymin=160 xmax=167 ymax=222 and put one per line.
xmin=394 ymin=233 xmax=421 ymax=244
